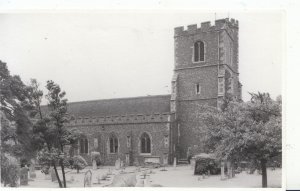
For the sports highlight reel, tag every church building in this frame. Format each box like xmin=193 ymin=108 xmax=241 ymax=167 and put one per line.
xmin=66 ymin=18 xmax=242 ymax=166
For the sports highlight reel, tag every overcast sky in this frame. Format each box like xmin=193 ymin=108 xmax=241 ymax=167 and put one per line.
xmin=0 ymin=11 xmax=283 ymax=103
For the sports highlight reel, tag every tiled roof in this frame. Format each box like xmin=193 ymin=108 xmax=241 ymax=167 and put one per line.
xmin=62 ymin=94 xmax=171 ymax=118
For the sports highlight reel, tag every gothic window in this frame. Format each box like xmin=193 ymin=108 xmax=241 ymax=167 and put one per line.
xmin=109 ymin=134 xmax=118 ymax=153
xmin=196 ymin=83 xmax=201 ymax=94
xmin=140 ymin=132 xmax=151 ymax=153
xmin=127 ymin=136 xmax=131 ymax=148
xmin=80 ymin=138 xmax=88 ymax=154
xmin=194 ymin=41 xmax=205 ymax=62
xmin=94 ymin=138 xmax=98 ymax=149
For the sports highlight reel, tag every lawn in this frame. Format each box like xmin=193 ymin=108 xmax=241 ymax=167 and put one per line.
xmin=18 ymin=165 xmax=281 ymax=188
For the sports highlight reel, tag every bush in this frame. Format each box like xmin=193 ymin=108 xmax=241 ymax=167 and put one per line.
xmin=91 ymin=151 xmax=101 ymax=166
xmin=1 ymin=155 xmax=20 ymax=187
xmin=72 ymin=155 xmax=88 ymax=173
xmin=194 ymin=158 xmax=220 ymax=175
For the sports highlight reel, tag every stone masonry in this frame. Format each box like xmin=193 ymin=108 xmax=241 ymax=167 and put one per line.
xmin=62 ymin=18 xmax=241 ymax=165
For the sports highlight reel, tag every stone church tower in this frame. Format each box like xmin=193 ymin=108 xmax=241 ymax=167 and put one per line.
xmin=171 ymin=18 xmax=242 ymax=159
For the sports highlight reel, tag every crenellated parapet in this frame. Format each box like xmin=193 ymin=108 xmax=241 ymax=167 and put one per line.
xmin=66 ymin=112 xmax=172 ymax=126
xmin=174 ymin=18 xmax=238 ymax=37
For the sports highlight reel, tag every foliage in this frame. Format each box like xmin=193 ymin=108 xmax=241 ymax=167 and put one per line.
xmin=29 ymin=79 xmax=80 ymax=187
xmin=0 ymin=61 xmax=36 ymax=161
xmin=91 ymin=151 xmax=101 ymax=166
xmin=1 ymin=154 xmax=20 ymax=187
xmin=194 ymin=157 xmax=220 ymax=175
xmin=197 ymin=92 xmax=281 ymax=187
xmin=71 ymin=155 xmax=88 ymax=173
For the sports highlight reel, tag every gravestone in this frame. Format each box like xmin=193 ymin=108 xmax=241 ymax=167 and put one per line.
xmin=20 ymin=167 xmax=28 ymax=186
xmin=115 ymin=158 xmax=121 ymax=170
xmin=107 ymin=168 xmax=112 ymax=175
xmin=84 ymin=170 xmax=92 ymax=187
xmin=29 ymin=159 xmax=36 ymax=179
xmin=50 ymin=168 xmax=57 ymax=182
xmin=190 ymin=158 xmax=196 ymax=169
xmin=173 ymin=157 xmax=177 ymax=168
xmin=92 ymin=160 xmax=97 ymax=170
xmin=221 ymin=161 xmax=226 ymax=180
xmin=29 ymin=165 xmax=36 ymax=179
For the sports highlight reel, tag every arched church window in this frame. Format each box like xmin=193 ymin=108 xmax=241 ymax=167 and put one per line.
xmin=194 ymin=41 xmax=205 ymax=62
xmin=140 ymin=132 xmax=151 ymax=153
xmin=80 ymin=138 xmax=89 ymax=154
xmin=109 ymin=134 xmax=118 ymax=153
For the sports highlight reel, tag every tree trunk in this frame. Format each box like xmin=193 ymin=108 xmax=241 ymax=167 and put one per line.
xmin=52 ymin=161 xmax=63 ymax=188
xmin=60 ymin=159 xmax=67 ymax=188
xmin=261 ymin=159 xmax=267 ymax=188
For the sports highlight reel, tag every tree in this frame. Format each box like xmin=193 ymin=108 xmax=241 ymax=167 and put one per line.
xmin=30 ymin=80 xmax=80 ymax=188
xmin=0 ymin=61 xmax=36 ymax=186
xmin=70 ymin=155 xmax=88 ymax=173
xmin=198 ymin=92 xmax=281 ymax=188
xmin=246 ymin=92 xmax=281 ymax=187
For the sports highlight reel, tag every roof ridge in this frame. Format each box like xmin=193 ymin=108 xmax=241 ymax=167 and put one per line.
xmin=67 ymin=94 xmax=171 ymax=104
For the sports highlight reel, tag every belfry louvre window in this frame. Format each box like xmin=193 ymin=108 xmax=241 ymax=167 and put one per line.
xmin=80 ymin=138 xmax=88 ymax=154
xmin=194 ymin=41 xmax=205 ymax=62
xmin=196 ymin=83 xmax=201 ymax=94
xmin=141 ymin=132 xmax=151 ymax=153
xmin=109 ymin=135 xmax=118 ymax=153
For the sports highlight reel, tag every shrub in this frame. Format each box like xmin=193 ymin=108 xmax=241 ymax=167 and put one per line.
xmin=91 ymin=151 xmax=101 ymax=166
xmin=72 ymin=155 xmax=88 ymax=173
xmin=1 ymin=155 xmax=20 ymax=187
xmin=194 ymin=158 xmax=220 ymax=175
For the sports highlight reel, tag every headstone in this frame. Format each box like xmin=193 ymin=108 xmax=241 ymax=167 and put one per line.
xmin=107 ymin=168 xmax=112 ymax=175
xmin=226 ymin=161 xmax=232 ymax=178
xmin=92 ymin=160 xmax=97 ymax=170
xmin=173 ymin=157 xmax=177 ymax=168
xmin=29 ymin=165 xmax=36 ymax=179
xmin=221 ymin=161 xmax=226 ymax=180
xmin=20 ymin=167 xmax=28 ymax=186
xmin=84 ymin=170 xmax=92 ymax=187
xmin=190 ymin=158 xmax=195 ymax=169
xmin=115 ymin=158 xmax=121 ymax=170
xmin=50 ymin=168 xmax=57 ymax=182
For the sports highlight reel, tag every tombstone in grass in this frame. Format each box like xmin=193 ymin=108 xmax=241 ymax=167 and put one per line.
xmin=173 ymin=157 xmax=177 ymax=169
xmin=120 ymin=160 xmax=125 ymax=172
xmin=29 ymin=160 xmax=36 ymax=179
xmin=92 ymin=159 xmax=97 ymax=170
xmin=84 ymin=170 xmax=92 ymax=187
xmin=107 ymin=168 xmax=112 ymax=175
xmin=115 ymin=158 xmax=121 ymax=170
xmin=50 ymin=167 xmax=57 ymax=182
xmin=20 ymin=167 xmax=28 ymax=186
xmin=220 ymin=161 xmax=226 ymax=180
